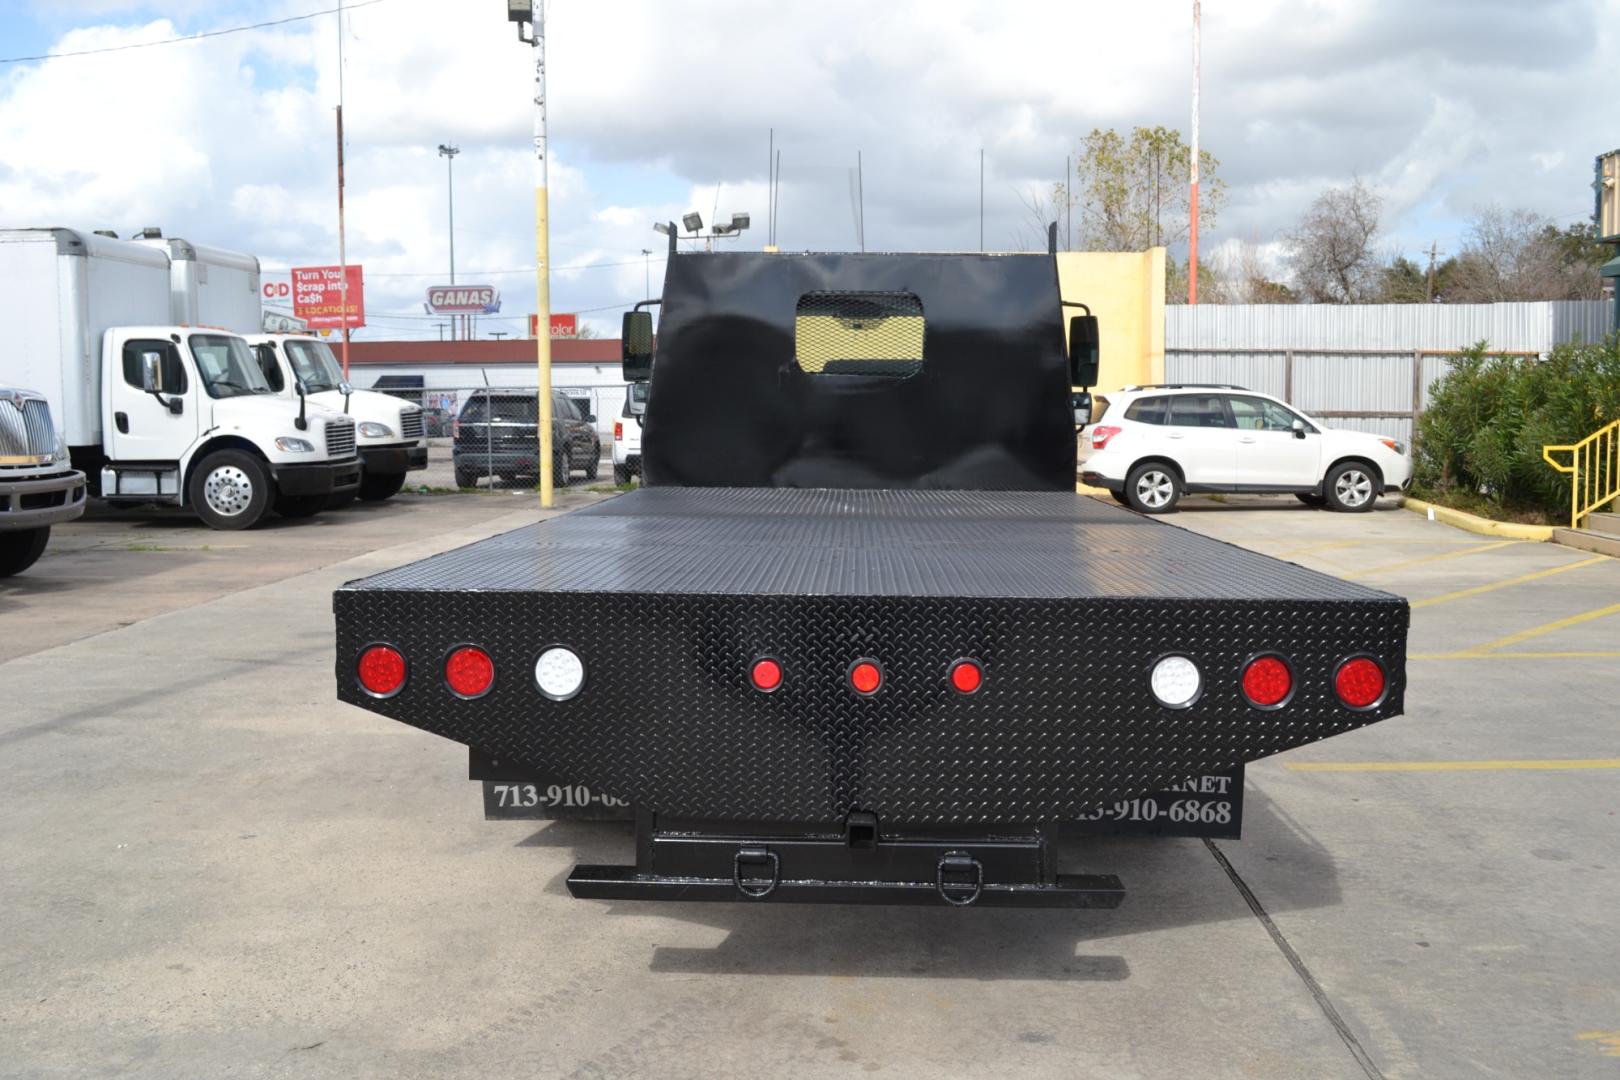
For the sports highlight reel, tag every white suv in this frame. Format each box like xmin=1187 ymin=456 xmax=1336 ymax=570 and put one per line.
xmin=612 ymin=385 xmax=645 ymax=484
xmin=1078 ymin=384 xmax=1411 ymax=514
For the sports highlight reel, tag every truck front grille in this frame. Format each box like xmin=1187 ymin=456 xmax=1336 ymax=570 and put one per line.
xmin=400 ymin=411 xmax=424 ymax=440
xmin=325 ymin=418 xmax=356 ymax=457
xmin=0 ymin=398 xmax=57 ymax=461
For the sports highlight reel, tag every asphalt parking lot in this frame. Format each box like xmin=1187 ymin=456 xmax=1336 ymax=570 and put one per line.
xmin=2 ymin=490 xmax=1616 ymax=1079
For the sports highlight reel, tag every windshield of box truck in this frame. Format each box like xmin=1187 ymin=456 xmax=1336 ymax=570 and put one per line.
xmin=283 ymin=339 xmax=345 ymax=393
xmin=189 ymin=335 xmax=273 ymax=399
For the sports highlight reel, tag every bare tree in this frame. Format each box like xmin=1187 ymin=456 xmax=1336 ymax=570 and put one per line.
xmin=1448 ymin=206 xmax=1605 ymax=302
xmin=1207 ymin=241 xmax=1296 ymax=304
xmin=1283 ymin=179 xmax=1383 ymax=303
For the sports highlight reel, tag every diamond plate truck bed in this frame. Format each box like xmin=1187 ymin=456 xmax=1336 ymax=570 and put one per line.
xmin=334 ymin=487 xmax=1407 ymax=826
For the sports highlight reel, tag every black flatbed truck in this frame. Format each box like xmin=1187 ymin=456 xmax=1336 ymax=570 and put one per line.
xmin=335 ymin=239 xmax=1408 ymax=908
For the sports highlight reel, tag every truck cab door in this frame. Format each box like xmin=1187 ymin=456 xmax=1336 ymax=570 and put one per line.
xmin=105 ymin=335 xmax=199 ymax=466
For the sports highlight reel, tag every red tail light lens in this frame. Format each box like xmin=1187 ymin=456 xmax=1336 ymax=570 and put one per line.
xmin=949 ymin=659 xmax=983 ymax=694
xmin=1334 ymin=656 xmax=1386 ymax=709
xmin=1091 ymin=425 xmax=1123 ymax=450
xmin=848 ymin=659 xmax=883 ymax=695
xmin=445 ymin=645 xmax=495 ymax=699
xmin=614 ymin=420 xmax=624 ymax=441
xmin=1241 ymin=655 xmax=1293 ymax=708
xmin=357 ymin=644 xmax=407 ymax=698
xmin=750 ymin=657 xmax=783 ymax=692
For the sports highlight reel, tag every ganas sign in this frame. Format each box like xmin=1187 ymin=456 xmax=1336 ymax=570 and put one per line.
xmin=425 ymin=285 xmax=500 ymax=314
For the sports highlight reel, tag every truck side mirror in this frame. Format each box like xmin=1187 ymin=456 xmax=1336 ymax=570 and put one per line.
xmin=1069 ymin=314 xmax=1100 ymax=388
xmin=622 ymin=310 xmax=654 ymax=382
xmin=1292 ymin=419 xmax=1306 ymax=440
xmin=1070 ymin=391 xmax=1093 ymax=427
xmin=141 ymin=352 xmax=163 ymax=393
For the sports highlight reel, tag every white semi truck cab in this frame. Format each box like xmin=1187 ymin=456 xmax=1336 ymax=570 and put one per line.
xmin=247 ymin=334 xmax=427 ymax=504
xmin=0 ymin=385 xmax=87 ymax=576
xmin=2 ymin=228 xmax=359 ymax=531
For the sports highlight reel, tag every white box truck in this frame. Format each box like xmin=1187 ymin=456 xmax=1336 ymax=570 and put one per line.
xmin=246 ymin=334 xmax=427 ymax=504
xmin=139 ymin=234 xmax=430 ymax=506
xmin=0 ymin=384 xmax=86 ymax=575
xmin=0 ymin=228 xmax=360 ymax=530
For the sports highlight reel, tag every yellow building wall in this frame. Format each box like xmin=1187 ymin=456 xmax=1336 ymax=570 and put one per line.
xmin=1055 ymin=248 xmax=1165 ymax=392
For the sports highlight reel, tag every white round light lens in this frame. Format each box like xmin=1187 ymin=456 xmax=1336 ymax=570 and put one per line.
xmin=534 ymin=646 xmax=585 ymax=701
xmin=1150 ymin=655 xmax=1202 ymax=709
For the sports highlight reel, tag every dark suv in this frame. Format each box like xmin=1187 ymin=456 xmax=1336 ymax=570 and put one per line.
xmin=453 ymin=390 xmax=601 ymax=488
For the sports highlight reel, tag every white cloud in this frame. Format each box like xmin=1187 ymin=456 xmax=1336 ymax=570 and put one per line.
xmin=1 ymin=0 xmax=1614 ymax=339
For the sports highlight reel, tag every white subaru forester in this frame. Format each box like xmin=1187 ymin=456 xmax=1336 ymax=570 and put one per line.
xmin=1078 ymin=384 xmax=1412 ymax=514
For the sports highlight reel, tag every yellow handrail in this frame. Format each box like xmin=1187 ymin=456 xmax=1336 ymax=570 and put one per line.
xmin=1543 ymin=419 xmax=1620 ymax=529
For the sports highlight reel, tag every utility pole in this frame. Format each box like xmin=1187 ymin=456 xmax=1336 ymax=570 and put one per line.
xmin=979 ymin=148 xmax=984 ymax=253
xmin=335 ymin=0 xmax=351 ymax=377
xmin=641 ymin=248 xmax=652 ymax=301
xmin=509 ymin=1 xmax=553 ymax=506
xmin=1189 ymin=0 xmax=1201 ymax=305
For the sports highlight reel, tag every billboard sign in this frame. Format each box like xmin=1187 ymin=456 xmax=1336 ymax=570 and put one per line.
xmin=291 ymin=265 xmax=365 ymax=329
xmin=426 ymin=285 xmax=501 ymax=314
xmin=530 ymin=313 xmax=578 ymax=338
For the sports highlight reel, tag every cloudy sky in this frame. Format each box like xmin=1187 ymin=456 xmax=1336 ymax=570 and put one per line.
xmin=1 ymin=0 xmax=1613 ymax=338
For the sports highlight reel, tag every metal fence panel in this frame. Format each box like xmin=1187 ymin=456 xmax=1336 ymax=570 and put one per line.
xmin=1167 ymin=301 xmax=1607 ymax=353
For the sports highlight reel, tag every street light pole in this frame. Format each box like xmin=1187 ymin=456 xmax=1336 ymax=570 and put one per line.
xmin=438 ymin=142 xmax=459 ymax=339
xmin=641 ymin=248 xmax=652 ymax=301
xmin=510 ymin=0 xmax=553 ymax=507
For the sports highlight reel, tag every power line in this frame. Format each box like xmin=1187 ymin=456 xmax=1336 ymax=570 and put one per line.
xmin=0 ymin=0 xmax=389 ymax=65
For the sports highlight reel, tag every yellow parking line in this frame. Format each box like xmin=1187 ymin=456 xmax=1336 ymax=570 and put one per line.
xmin=1355 ymin=539 xmax=1521 ymax=576
xmin=1455 ymin=600 xmax=1620 ymax=655
xmin=1411 ymin=650 xmax=1620 ymax=660
xmin=1286 ymin=758 xmax=1620 ymax=772
xmin=1268 ymin=539 xmax=1375 ymax=559
xmin=1411 ymin=555 xmax=1610 ymax=609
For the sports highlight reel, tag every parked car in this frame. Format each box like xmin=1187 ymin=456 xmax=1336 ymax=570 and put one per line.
xmin=612 ymin=386 xmax=644 ymax=484
xmin=452 ymin=390 xmax=600 ymax=488
xmin=1078 ymin=384 xmax=1412 ymax=514
xmin=421 ymin=407 xmax=452 ymax=438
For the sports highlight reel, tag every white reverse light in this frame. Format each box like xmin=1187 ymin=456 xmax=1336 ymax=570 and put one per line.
xmin=1150 ymin=655 xmax=1202 ymax=709
xmin=534 ymin=646 xmax=586 ymax=701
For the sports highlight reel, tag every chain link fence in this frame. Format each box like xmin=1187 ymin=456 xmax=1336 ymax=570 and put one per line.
xmin=375 ymin=385 xmax=630 ymax=492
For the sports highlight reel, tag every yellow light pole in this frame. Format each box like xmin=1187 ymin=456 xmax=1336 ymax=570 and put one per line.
xmin=510 ymin=0 xmax=553 ymax=506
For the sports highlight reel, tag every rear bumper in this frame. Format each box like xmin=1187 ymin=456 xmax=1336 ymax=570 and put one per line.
xmin=1080 ymin=470 xmax=1123 ymax=492
xmin=273 ymin=457 xmax=362 ymax=497
xmin=0 ymin=469 xmax=87 ymax=529
xmin=360 ymin=444 xmax=430 ymax=475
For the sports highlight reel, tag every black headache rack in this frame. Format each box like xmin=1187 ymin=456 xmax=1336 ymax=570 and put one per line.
xmin=334 ymin=489 xmax=1408 ymax=907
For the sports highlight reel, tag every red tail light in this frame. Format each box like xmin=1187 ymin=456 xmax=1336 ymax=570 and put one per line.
xmin=1091 ymin=425 xmax=1123 ymax=450
xmin=614 ymin=420 xmax=624 ymax=441
xmin=1334 ymin=656 xmax=1386 ymax=709
xmin=445 ymin=645 xmax=495 ymax=699
xmin=750 ymin=657 xmax=783 ymax=692
xmin=1241 ymin=655 xmax=1293 ymax=708
xmin=949 ymin=659 xmax=983 ymax=694
xmin=357 ymin=644 xmax=407 ymax=698
xmin=848 ymin=659 xmax=883 ymax=696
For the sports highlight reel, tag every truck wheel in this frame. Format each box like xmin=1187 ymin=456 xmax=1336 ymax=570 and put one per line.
xmin=274 ymin=494 xmax=325 ymax=518
xmin=1324 ymin=462 xmax=1379 ymax=513
xmin=613 ymin=464 xmax=632 ymax=485
xmin=359 ymin=472 xmax=406 ymax=502
xmin=454 ymin=466 xmax=477 ymax=489
xmin=1125 ymin=462 xmax=1180 ymax=514
xmin=553 ymin=446 xmax=570 ymax=487
xmin=584 ymin=447 xmax=600 ymax=480
xmin=190 ymin=450 xmax=272 ymax=530
xmin=0 ymin=527 xmax=50 ymax=577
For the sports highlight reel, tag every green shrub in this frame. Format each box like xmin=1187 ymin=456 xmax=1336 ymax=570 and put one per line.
xmin=1413 ymin=337 xmax=1620 ymax=518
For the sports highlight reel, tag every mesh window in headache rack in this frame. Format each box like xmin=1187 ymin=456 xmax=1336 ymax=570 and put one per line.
xmin=794 ymin=291 xmax=924 ymax=377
